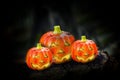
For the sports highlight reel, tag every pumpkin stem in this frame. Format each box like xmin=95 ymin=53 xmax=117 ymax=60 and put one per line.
xmin=37 ymin=43 xmax=42 ymax=49
xmin=53 ymin=25 xmax=62 ymax=34
xmin=81 ymin=35 xmax=87 ymax=42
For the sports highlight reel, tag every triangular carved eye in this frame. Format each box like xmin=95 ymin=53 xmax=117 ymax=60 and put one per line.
xmin=77 ymin=48 xmax=84 ymax=52
xmin=43 ymin=53 xmax=48 ymax=58
xmin=50 ymin=43 xmax=56 ymax=47
xmin=89 ymin=46 xmax=93 ymax=51
xmin=64 ymin=41 xmax=70 ymax=46
xmin=33 ymin=55 xmax=39 ymax=58
xmin=50 ymin=41 xmax=60 ymax=47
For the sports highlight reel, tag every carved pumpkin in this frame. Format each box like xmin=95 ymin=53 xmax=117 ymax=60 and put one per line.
xmin=71 ymin=35 xmax=98 ymax=63
xmin=25 ymin=43 xmax=53 ymax=70
xmin=40 ymin=25 xmax=75 ymax=64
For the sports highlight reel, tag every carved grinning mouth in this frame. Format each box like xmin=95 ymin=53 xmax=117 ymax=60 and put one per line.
xmin=31 ymin=62 xmax=51 ymax=70
xmin=53 ymin=53 xmax=71 ymax=64
xmin=76 ymin=54 xmax=96 ymax=63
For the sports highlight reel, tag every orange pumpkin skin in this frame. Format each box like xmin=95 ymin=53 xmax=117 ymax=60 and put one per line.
xmin=40 ymin=25 xmax=75 ymax=64
xmin=25 ymin=43 xmax=53 ymax=70
xmin=71 ymin=36 xmax=98 ymax=63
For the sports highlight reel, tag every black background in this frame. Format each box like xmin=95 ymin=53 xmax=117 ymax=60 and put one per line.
xmin=2 ymin=1 xmax=120 ymax=80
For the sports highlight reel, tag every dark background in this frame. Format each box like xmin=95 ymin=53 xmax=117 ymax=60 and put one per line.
xmin=2 ymin=1 xmax=120 ymax=80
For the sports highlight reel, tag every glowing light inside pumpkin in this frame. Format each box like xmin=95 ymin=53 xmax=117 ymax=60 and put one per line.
xmin=39 ymin=25 xmax=75 ymax=64
xmin=25 ymin=43 xmax=53 ymax=70
xmin=71 ymin=35 xmax=98 ymax=63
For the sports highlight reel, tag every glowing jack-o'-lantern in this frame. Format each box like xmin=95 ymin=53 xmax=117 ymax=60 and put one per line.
xmin=71 ymin=36 xmax=98 ymax=63
xmin=40 ymin=25 xmax=75 ymax=64
xmin=25 ymin=43 xmax=53 ymax=70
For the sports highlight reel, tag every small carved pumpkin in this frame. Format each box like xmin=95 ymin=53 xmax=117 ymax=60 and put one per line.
xmin=25 ymin=43 xmax=53 ymax=70
xmin=71 ymin=36 xmax=98 ymax=63
xmin=40 ymin=25 xmax=75 ymax=64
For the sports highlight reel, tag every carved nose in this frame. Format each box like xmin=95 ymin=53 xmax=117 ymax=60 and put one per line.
xmin=58 ymin=49 xmax=64 ymax=54
xmin=84 ymin=53 xmax=88 ymax=56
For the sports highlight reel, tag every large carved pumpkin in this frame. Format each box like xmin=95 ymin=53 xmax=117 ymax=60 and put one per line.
xmin=40 ymin=25 xmax=75 ymax=64
xmin=71 ymin=35 xmax=98 ymax=63
xmin=25 ymin=43 xmax=53 ymax=70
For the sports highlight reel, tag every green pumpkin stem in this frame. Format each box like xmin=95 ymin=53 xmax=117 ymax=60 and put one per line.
xmin=81 ymin=35 xmax=87 ymax=42
xmin=37 ymin=43 xmax=42 ymax=49
xmin=53 ymin=25 xmax=62 ymax=34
